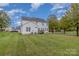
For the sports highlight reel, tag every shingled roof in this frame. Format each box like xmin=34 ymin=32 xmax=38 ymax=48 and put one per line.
xmin=21 ymin=16 xmax=47 ymax=23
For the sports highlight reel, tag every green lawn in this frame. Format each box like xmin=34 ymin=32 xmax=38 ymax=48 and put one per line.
xmin=0 ymin=32 xmax=79 ymax=56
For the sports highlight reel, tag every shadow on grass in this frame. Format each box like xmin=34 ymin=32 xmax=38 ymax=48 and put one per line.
xmin=52 ymin=31 xmax=78 ymax=37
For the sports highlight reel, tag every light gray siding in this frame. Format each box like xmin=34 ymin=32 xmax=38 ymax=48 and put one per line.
xmin=21 ymin=20 xmax=48 ymax=34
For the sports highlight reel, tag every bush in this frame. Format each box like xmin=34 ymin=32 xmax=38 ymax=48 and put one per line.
xmin=38 ymin=30 xmax=44 ymax=34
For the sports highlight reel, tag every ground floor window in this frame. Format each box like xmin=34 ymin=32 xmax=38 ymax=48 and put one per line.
xmin=38 ymin=28 xmax=48 ymax=31
xmin=26 ymin=27 xmax=30 ymax=32
xmin=45 ymin=28 xmax=48 ymax=31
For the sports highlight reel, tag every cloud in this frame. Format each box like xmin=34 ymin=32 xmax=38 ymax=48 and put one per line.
xmin=0 ymin=3 xmax=9 ymax=7
xmin=50 ymin=4 xmax=64 ymax=11
xmin=8 ymin=9 xmax=26 ymax=15
xmin=56 ymin=9 xmax=67 ymax=20
xmin=57 ymin=9 xmax=67 ymax=14
xmin=50 ymin=4 xmax=69 ymax=11
xmin=30 ymin=3 xmax=44 ymax=12
xmin=0 ymin=8 xmax=3 ymax=11
xmin=50 ymin=3 xmax=71 ymax=20
xmin=15 ymin=16 xmax=19 ymax=19
xmin=0 ymin=3 xmax=8 ymax=11
xmin=6 ymin=9 xmax=26 ymax=18
xmin=16 ymin=21 xmax=21 ymax=26
xmin=56 ymin=10 xmax=66 ymax=20
xmin=6 ymin=9 xmax=27 ymax=24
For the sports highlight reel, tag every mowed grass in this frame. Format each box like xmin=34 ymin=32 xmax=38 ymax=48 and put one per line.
xmin=0 ymin=32 xmax=79 ymax=56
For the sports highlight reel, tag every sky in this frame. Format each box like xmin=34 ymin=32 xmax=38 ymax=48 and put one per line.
xmin=0 ymin=3 xmax=71 ymax=27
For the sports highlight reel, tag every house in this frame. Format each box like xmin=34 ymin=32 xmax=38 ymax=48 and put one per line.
xmin=5 ymin=27 xmax=12 ymax=32
xmin=5 ymin=26 xmax=20 ymax=32
xmin=20 ymin=17 xmax=48 ymax=34
xmin=11 ymin=27 xmax=20 ymax=32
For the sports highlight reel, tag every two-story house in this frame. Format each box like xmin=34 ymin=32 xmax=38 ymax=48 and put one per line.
xmin=20 ymin=17 xmax=48 ymax=34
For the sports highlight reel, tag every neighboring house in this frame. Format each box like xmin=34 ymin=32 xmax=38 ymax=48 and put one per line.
xmin=16 ymin=26 xmax=21 ymax=32
xmin=5 ymin=27 xmax=12 ymax=31
xmin=20 ymin=17 xmax=48 ymax=34
xmin=11 ymin=26 xmax=21 ymax=32
xmin=5 ymin=27 xmax=20 ymax=32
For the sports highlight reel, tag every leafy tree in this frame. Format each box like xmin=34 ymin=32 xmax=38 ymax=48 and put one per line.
xmin=0 ymin=11 xmax=10 ymax=31
xmin=48 ymin=15 xmax=59 ymax=33
xmin=60 ymin=10 xmax=74 ymax=34
xmin=70 ymin=4 xmax=79 ymax=36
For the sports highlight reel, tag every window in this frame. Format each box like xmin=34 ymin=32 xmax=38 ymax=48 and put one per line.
xmin=38 ymin=28 xmax=40 ymax=31
xmin=42 ymin=23 xmax=44 ymax=26
xmin=47 ymin=28 xmax=48 ymax=31
xmin=45 ymin=28 xmax=46 ymax=31
xmin=28 ymin=27 xmax=30 ymax=32
xmin=41 ymin=28 xmax=43 ymax=30
xmin=35 ymin=27 xmax=37 ymax=28
xmin=42 ymin=28 xmax=44 ymax=31
xmin=26 ymin=27 xmax=30 ymax=32
xmin=26 ymin=27 xmax=28 ymax=32
xmin=44 ymin=28 xmax=46 ymax=31
xmin=45 ymin=28 xmax=48 ymax=31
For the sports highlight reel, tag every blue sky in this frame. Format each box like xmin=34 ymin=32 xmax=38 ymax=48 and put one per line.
xmin=0 ymin=3 xmax=71 ymax=27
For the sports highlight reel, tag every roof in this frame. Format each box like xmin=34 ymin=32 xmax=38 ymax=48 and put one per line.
xmin=21 ymin=16 xmax=47 ymax=23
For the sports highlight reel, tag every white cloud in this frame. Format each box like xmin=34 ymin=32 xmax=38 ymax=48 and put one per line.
xmin=7 ymin=9 xmax=26 ymax=16
xmin=15 ymin=16 xmax=19 ymax=19
xmin=49 ymin=4 xmax=70 ymax=20
xmin=8 ymin=9 xmax=26 ymax=14
xmin=0 ymin=8 xmax=3 ymax=11
xmin=30 ymin=3 xmax=44 ymax=12
xmin=5 ymin=9 xmax=27 ymax=21
xmin=57 ymin=9 xmax=67 ymax=14
xmin=0 ymin=3 xmax=9 ymax=7
xmin=56 ymin=9 xmax=67 ymax=20
xmin=17 ymin=21 xmax=21 ymax=26
xmin=50 ymin=4 xmax=66 ymax=11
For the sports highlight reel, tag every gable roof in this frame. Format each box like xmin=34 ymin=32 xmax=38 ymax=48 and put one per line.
xmin=21 ymin=16 xmax=47 ymax=23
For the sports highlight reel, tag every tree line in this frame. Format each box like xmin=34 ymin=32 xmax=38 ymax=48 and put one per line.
xmin=48 ymin=4 xmax=79 ymax=36
xmin=0 ymin=3 xmax=79 ymax=36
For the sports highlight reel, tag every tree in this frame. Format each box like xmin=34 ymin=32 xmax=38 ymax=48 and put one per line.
xmin=48 ymin=15 xmax=59 ymax=33
xmin=70 ymin=4 xmax=79 ymax=36
xmin=60 ymin=16 xmax=68 ymax=34
xmin=60 ymin=10 xmax=74 ymax=34
xmin=0 ymin=11 xmax=10 ymax=31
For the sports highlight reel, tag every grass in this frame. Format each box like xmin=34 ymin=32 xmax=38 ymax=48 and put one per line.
xmin=0 ymin=32 xmax=79 ymax=56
